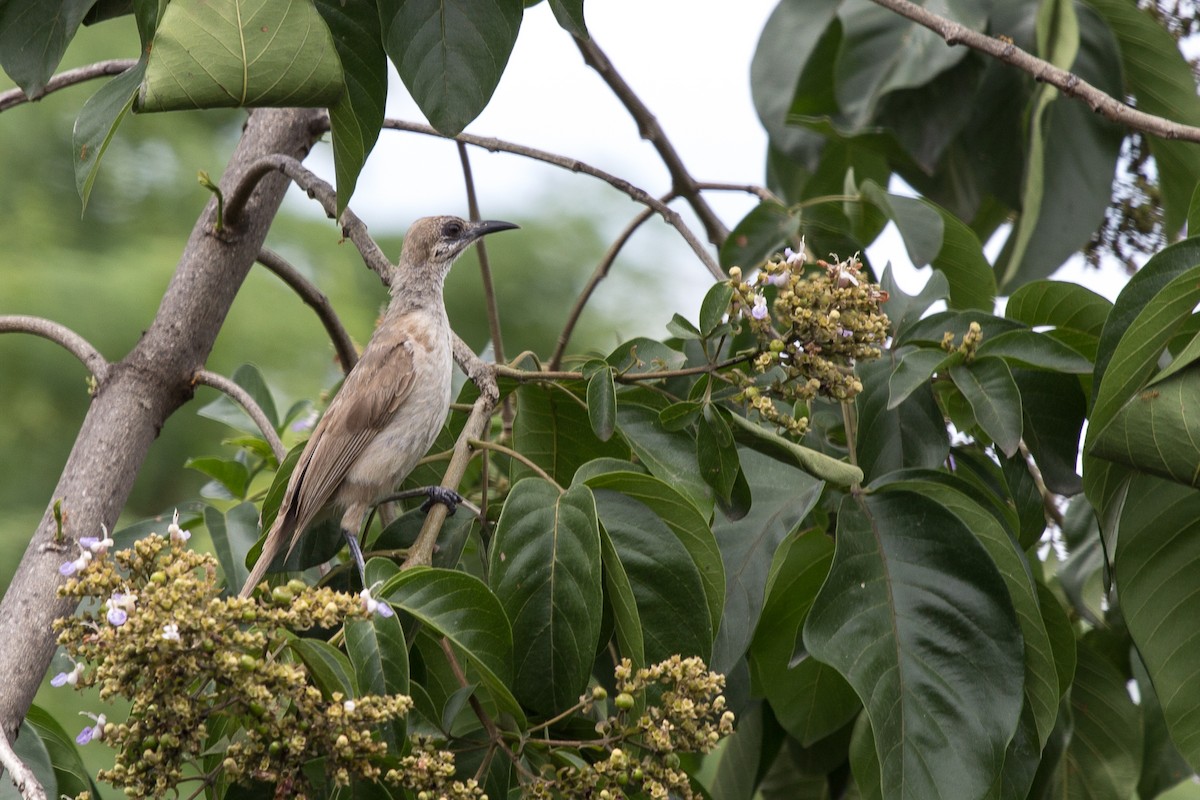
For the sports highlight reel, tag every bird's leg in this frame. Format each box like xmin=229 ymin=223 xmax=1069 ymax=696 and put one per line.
xmin=419 ymin=486 xmax=462 ymax=515
xmin=342 ymin=527 xmax=368 ymax=588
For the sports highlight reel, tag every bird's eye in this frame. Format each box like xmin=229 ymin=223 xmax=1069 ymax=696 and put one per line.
xmin=442 ymin=221 xmax=464 ymax=238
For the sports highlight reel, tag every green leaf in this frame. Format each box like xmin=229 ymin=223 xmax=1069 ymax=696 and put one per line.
xmin=378 ymin=566 xmax=523 ymax=726
xmin=1086 ymin=0 xmax=1200 ymax=234
xmin=1036 ymin=582 xmax=1076 ymax=698
xmin=381 ymin=0 xmax=523 ymax=136
xmin=488 ymin=479 xmax=601 ymax=715
xmin=1116 ymin=475 xmax=1200 ymax=768
xmin=24 ymin=705 xmax=92 ymax=799
xmin=1014 ymin=369 xmax=1085 ymax=495
xmin=697 ymin=409 xmax=741 ymax=506
xmin=597 ymin=523 xmax=644 ymax=668
xmin=1058 ymin=640 xmax=1143 ymax=798
xmin=719 ymin=200 xmax=799 ymax=270
xmin=592 ymin=489 xmax=714 ymax=663
xmin=513 ymin=382 xmax=628 ymax=485
xmin=665 ymin=313 xmax=703 ymax=341
xmin=949 ymin=357 xmax=1024 ymax=457
xmin=1191 ymin=183 xmax=1200 ymax=237
xmin=139 ymin=0 xmax=343 ymax=111
xmin=804 ymin=489 xmax=1024 ymax=800
xmin=547 ymin=0 xmax=586 ymax=38
xmin=1004 ymin=279 xmax=1111 ymax=337
xmin=582 ymin=471 xmax=725 ymax=638
xmin=712 ymin=449 xmax=824 ymax=674
xmin=929 ymin=202 xmax=997 ymax=312
xmin=345 ymin=611 xmax=408 ymax=746
xmin=0 ymin=0 xmax=92 ymax=97
xmin=700 ymin=282 xmax=735 ymax=337
xmin=314 ymin=0 xmax=387 ymax=213
xmin=186 ymin=457 xmax=250 ymax=499
xmin=205 ymin=502 xmax=258 ymax=592
xmin=290 ymin=637 xmax=357 ymax=697
xmin=1092 ymin=366 xmax=1200 ymax=487
xmin=606 ymin=337 xmax=686 ymax=375
xmin=72 ymin=61 xmax=146 ymax=210
xmin=658 ymin=400 xmax=702 ymax=431
xmin=887 ymin=346 xmax=951 ymax=410
xmin=586 ymin=367 xmax=617 ymax=442
xmin=855 ymin=356 xmax=950 ymax=483
xmin=859 ymin=181 xmax=943 ymax=269
xmin=197 ymin=363 xmax=281 ymax=434
xmin=2 ymin=718 xmax=55 ymax=800
xmin=749 ymin=527 xmax=859 ymax=745
xmin=616 ymin=403 xmax=712 ymax=517
xmin=707 ymin=701 xmax=768 ymax=800
xmin=879 ymin=263 xmax=949 ymax=339
xmin=975 ymin=329 xmax=1092 ymax=373
xmin=724 ymin=408 xmax=863 ymax=486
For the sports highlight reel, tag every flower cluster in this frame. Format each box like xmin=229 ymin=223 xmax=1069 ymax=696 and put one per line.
xmin=942 ymin=320 xmax=983 ymax=361
xmin=530 ymin=655 xmax=734 ymax=799
xmin=385 ymin=736 xmax=486 ymax=799
xmin=54 ymin=531 xmax=410 ymax=798
xmin=727 ymin=248 xmax=890 ymax=433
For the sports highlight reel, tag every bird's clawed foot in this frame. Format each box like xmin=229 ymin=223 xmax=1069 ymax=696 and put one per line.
xmin=419 ymin=486 xmax=462 ymax=515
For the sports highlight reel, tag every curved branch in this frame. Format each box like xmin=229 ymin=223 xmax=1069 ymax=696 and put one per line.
xmin=192 ymin=370 xmax=287 ymax=463
xmin=871 ymin=0 xmax=1200 ymax=142
xmin=548 ymin=201 xmax=662 ymax=370
xmin=573 ymin=36 xmax=729 ymax=246
xmin=0 ymin=316 xmax=110 ymax=381
xmin=0 ymin=59 xmax=137 ymax=113
xmin=256 ymin=248 xmax=358 ymax=373
xmin=456 ymin=142 xmax=506 ymax=367
xmin=0 ymin=723 xmax=45 ymax=800
xmin=224 ymin=151 xmax=395 ymax=286
xmin=381 ymin=119 xmax=724 ymax=281
xmin=695 ymin=181 xmax=782 ymax=203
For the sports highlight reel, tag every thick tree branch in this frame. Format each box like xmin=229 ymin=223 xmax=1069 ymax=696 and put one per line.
xmin=0 ymin=107 xmax=325 ymax=739
xmin=871 ymin=0 xmax=1200 ymax=142
xmin=256 ymin=248 xmax=358 ymax=373
xmin=0 ymin=316 xmax=110 ymax=381
xmin=192 ymin=370 xmax=287 ymax=462
xmin=382 ymin=119 xmax=724 ymax=281
xmin=0 ymin=59 xmax=137 ymax=113
xmin=573 ymin=36 xmax=729 ymax=246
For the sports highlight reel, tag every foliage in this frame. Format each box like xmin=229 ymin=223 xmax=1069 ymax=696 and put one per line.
xmin=7 ymin=0 xmax=1200 ymax=799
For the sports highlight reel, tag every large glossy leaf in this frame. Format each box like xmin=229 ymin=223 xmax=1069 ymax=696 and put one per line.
xmin=197 ymin=363 xmax=280 ymax=434
xmin=1004 ymin=280 xmax=1111 ymax=337
xmin=1115 ymin=475 xmax=1200 ymax=768
xmin=377 ymin=566 xmax=522 ymax=725
xmin=488 ymin=479 xmax=601 ymax=715
xmin=380 ymin=0 xmax=523 ymax=136
xmin=1015 ymin=369 xmax=1085 ymax=495
xmin=976 ymin=330 xmax=1092 ymax=374
xmin=592 ymin=489 xmax=714 ymax=664
xmin=855 ymin=356 xmax=950 ymax=483
xmin=887 ymin=346 xmax=952 ymax=410
xmin=139 ymin=0 xmax=343 ymax=111
xmin=859 ymin=181 xmax=944 ymax=270
xmin=804 ymin=490 xmax=1024 ymax=800
xmin=314 ymin=0 xmax=387 ymax=213
xmin=290 ymin=637 xmax=357 ymax=697
xmin=72 ymin=61 xmax=147 ymax=210
xmin=1092 ymin=365 xmax=1200 ymax=487
xmin=748 ymin=527 xmax=860 ymax=745
xmin=581 ymin=470 xmax=725 ymax=635
xmin=0 ymin=0 xmax=92 ymax=97
xmin=206 ymin=501 xmax=258 ymax=591
xmin=513 ymin=382 xmax=629 ymax=485
xmin=949 ymin=357 xmax=1023 ymax=457
xmin=930 ymin=202 xmax=996 ymax=311
xmin=711 ymin=449 xmax=823 ymax=674
xmin=597 ymin=522 xmax=644 ymax=668
xmin=546 ymin=0 xmax=585 ymax=38
xmin=616 ymin=402 xmax=712 ymax=517
xmin=1086 ymin=0 xmax=1200 ymax=234
xmin=880 ymin=263 xmax=949 ymax=339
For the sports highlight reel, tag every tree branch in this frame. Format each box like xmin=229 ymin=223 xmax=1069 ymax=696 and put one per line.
xmin=381 ymin=119 xmax=724 ymax=281
xmin=0 ymin=59 xmax=137 ymax=113
xmin=0 ymin=107 xmax=325 ymax=739
xmin=0 ymin=316 xmax=110 ymax=381
xmin=870 ymin=0 xmax=1200 ymax=142
xmin=573 ymin=35 xmax=729 ymax=246
xmin=256 ymin=248 xmax=358 ymax=373
xmin=0 ymin=724 xmax=45 ymax=800
xmin=192 ymin=370 xmax=287 ymax=462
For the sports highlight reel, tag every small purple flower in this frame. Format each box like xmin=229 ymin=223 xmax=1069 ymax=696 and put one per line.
xmin=360 ymin=587 xmax=394 ymax=618
xmin=106 ymin=590 xmax=137 ymax=627
xmin=751 ymin=294 xmax=769 ymax=320
xmin=51 ymin=661 xmax=85 ymax=688
xmin=59 ymin=553 xmax=89 ymax=576
xmin=784 ymin=246 xmax=805 ymax=266
xmin=107 ymin=607 xmax=127 ymax=627
xmin=75 ymin=713 xmax=106 ymax=745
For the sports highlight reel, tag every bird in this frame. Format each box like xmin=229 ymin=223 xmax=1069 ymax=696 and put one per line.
xmin=239 ymin=215 xmax=518 ymax=598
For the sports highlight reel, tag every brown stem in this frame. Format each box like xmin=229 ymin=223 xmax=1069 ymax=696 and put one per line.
xmin=469 ymin=439 xmax=561 ymax=489
xmin=0 ymin=316 xmax=110 ymax=381
xmin=870 ymin=0 xmax=1200 ymax=142
xmin=256 ymin=248 xmax=358 ymax=373
xmin=381 ymin=119 xmax=723 ymax=281
xmin=0 ymin=59 xmax=137 ymax=113
xmin=573 ymin=36 xmax=729 ymax=247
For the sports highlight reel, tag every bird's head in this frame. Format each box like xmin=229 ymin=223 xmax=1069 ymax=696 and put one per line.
xmin=399 ymin=215 xmax=519 ymax=280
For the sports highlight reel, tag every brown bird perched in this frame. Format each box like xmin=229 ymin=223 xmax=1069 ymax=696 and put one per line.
xmin=239 ymin=215 xmax=518 ymax=598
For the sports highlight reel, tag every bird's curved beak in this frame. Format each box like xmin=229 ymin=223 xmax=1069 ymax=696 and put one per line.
xmin=469 ymin=219 xmax=520 ymax=239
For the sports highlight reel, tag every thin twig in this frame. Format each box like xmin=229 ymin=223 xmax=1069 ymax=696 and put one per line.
xmin=256 ymin=248 xmax=358 ymax=373
xmin=548 ymin=202 xmax=662 ymax=370
xmin=1018 ymin=439 xmax=1065 ymax=529
xmin=573 ymin=35 xmax=729 ymax=247
xmin=192 ymin=370 xmax=287 ymax=462
xmin=497 ymin=354 xmax=752 ymax=385
xmin=0 ymin=316 xmax=110 ymax=381
xmin=469 ymin=439 xmax=561 ymax=489
xmin=0 ymin=724 xmax=46 ymax=800
xmin=694 ymin=182 xmax=781 ymax=202
xmin=0 ymin=59 xmax=137 ymax=113
xmin=381 ymin=119 xmax=723 ymax=281
xmin=870 ymin=0 xmax=1200 ymax=143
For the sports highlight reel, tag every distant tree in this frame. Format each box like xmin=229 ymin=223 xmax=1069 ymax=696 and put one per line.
xmin=2 ymin=1 xmax=1200 ymax=798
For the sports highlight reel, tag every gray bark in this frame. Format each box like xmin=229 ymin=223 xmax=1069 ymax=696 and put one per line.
xmin=0 ymin=106 xmax=325 ymax=737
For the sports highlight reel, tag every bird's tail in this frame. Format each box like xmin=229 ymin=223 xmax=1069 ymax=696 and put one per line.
xmin=238 ymin=511 xmax=296 ymax=598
